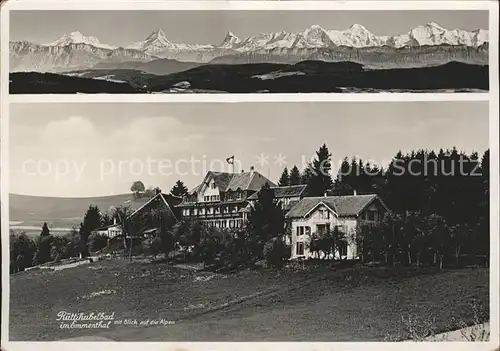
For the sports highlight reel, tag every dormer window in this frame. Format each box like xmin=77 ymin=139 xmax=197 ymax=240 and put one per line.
xmin=211 ymin=182 xmax=216 ymax=189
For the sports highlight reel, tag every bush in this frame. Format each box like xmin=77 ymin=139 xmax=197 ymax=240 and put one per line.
xmin=263 ymin=237 xmax=289 ymax=268
xmin=88 ymin=233 xmax=109 ymax=253
xmin=143 ymin=236 xmax=162 ymax=259
xmin=32 ymin=235 xmax=54 ymax=266
xmin=10 ymin=232 xmax=37 ymax=273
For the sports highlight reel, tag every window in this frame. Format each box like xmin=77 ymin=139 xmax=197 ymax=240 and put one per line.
xmin=215 ymin=207 xmax=220 ymax=214
xmin=224 ymin=206 xmax=229 ymax=213
xmin=368 ymin=211 xmax=376 ymax=221
xmin=296 ymin=242 xmax=305 ymax=256
xmin=204 ymin=196 xmax=209 ymax=202
xmin=207 ymin=207 xmax=213 ymax=214
xmin=305 ymin=226 xmax=311 ymax=235
xmin=199 ymin=208 xmax=205 ymax=215
xmin=319 ymin=209 xmax=330 ymax=219
xmin=193 ymin=209 xmax=198 ymax=215
xmin=296 ymin=226 xmax=306 ymax=236
xmin=211 ymin=182 xmax=216 ymax=189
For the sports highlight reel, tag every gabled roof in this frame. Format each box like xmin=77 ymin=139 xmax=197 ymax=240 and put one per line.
xmin=208 ymin=171 xmax=234 ymax=191
xmin=188 ymin=170 xmax=276 ymax=195
xmin=188 ymin=184 xmax=203 ymax=195
xmin=129 ymin=192 xmax=182 ymax=220
xmin=247 ymin=184 xmax=307 ymax=200
xmin=286 ymin=194 xmax=383 ymax=219
xmin=283 ymin=199 xmax=301 ymax=211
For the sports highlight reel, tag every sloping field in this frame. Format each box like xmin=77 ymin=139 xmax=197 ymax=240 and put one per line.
xmin=9 ymin=259 xmax=489 ymax=341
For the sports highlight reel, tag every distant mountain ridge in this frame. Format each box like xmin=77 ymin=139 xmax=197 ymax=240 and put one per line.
xmin=9 ymin=22 xmax=489 ymax=73
xmin=9 ymin=193 xmax=151 ymax=229
xmin=10 ymin=41 xmax=157 ymax=72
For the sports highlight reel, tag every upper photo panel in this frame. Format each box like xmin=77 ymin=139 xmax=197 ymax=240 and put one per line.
xmin=9 ymin=10 xmax=489 ymax=94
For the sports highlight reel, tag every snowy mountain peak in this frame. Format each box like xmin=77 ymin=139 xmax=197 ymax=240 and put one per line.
xmin=127 ymin=28 xmax=174 ymax=54
xmin=146 ymin=28 xmax=167 ymax=40
xmin=304 ymin=24 xmax=328 ymax=34
xmin=407 ymin=22 xmax=478 ymax=47
xmin=292 ymin=25 xmax=333 ymax=48
xmin=219 ymin=31 xmax=241 ymax=48
xmin=425 ymin=22 xmax=446 ymax=30
xmin=46 ymin=31 xmax=115 ymax=49
xmin=347 ymin=24 xmax=370 ymax=32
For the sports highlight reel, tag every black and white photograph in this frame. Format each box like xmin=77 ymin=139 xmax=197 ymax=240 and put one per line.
xmin=1 ymin=1 xmax=499 ymax=351
xmin=9 ymin=9 xmax=489 ymax=94
xmin=6 ymin=101 xmax=493 ymax=342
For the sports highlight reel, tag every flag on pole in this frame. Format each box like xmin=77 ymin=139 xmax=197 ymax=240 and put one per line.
xmin=226 ymin=155 xmax=235 ymax=164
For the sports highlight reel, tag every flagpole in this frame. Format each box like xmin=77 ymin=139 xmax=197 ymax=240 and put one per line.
xmin=226 ymin=155 xmax=235 ymax=174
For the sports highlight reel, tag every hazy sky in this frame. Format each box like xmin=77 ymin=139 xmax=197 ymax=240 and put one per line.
xmin=10 ymin=10 xmax=488 ymax=46
xmin=9 ymin=102 xmax=489 ymax=198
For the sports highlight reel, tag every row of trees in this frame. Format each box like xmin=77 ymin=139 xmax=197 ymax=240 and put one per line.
xmin=355 ymin=211 xmax=489 ymax=269
xmin=277 ymin=144 xmax=334 ymax=195
xmin=278 ymin=145 xmax=489 ymax=226
xmin=10 ymin=226 xmax=84 ymax=273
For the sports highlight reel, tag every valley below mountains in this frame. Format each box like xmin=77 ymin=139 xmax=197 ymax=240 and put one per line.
xmin=9 ymin=22 xmax=489 ymax=93
xmin=10 ymin=61 xmax=488 ymax=94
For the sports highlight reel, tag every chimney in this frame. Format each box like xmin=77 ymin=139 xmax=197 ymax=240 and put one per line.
xmin=353 ymin=189 xmax=357 ymax=196
xmin=324 ymin=191 xmax=328 ymax=197
xmin=250 ymin=166 xmax=255 ymax=175
xmin=241 ymin=169 xmax=244 ymax=173
xmin=113 ymin=217 xmax=117 ymax=225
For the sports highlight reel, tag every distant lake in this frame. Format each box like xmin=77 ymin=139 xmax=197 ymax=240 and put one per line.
xmin=10 ymin=225 xmax=73 ymax=237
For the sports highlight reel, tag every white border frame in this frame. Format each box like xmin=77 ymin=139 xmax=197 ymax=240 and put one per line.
xmin=1 ymin=1 xmax=499 ymax=351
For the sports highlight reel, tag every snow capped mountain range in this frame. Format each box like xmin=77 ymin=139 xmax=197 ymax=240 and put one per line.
xmin=45 ymin=31 xmax=117 ymax=50
xmin=9 ymin=22 xmax=489 ymax=72
xmin=38 ymin=22 xmax=489 ymax=53
xmin=126 ymin=28 xmax=213 ymax=55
